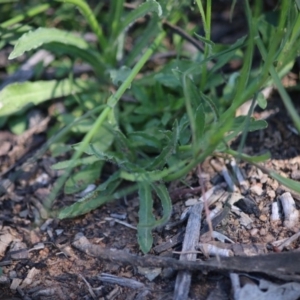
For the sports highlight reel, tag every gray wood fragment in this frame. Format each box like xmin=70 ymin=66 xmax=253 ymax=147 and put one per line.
xmin=173 ymin=202 xmax=203 ymax=300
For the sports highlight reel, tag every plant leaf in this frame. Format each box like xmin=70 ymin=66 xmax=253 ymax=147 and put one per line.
xmin=57 ymin=175 xmax=123 ymax=219
xmin=128 ymin=131 xmax=162 ymax=149
xmin=152 ymin=183 xmax=172 ymax=227
xmin=195 ymin=104 xmax=205 ymax=141
xmin=109 ymin=66 xmax=132 ymax=87
xmin=0 ymin=79 xmax=97 ymax=117
xmin=256 ymin=91 xmax=268 ymax=109
xmin=9 ymin=27 xmax=90 ymax=59
xmin=44 ymin=42 xmax=104 ymax=76
xmin=224 ymin=116 xmax=268 ymax=143
xmin=146 ymin=120 xmax=179 ymax=170
xmin=51 ymin=156 xmax=100 ymax=170
xmin=137 ymin=182 xmax=155 ymax=254
xmin=268 ymin=170 xmax=300 ymax=194
xmin=225 ymin=148 xmax=271 ymax=163
xmin=121 ymin=0 xmax=162 ymax=30
xmin=64 ymin=162 xmax=103 ymax=194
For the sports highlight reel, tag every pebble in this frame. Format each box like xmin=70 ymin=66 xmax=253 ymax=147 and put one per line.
xmin=250 ymin=185 xmax=263 ymax=196
xmin=259 ymin=214 xmax=268 ymax=222
xmin=250 ymin=228 xmax=258 ymax=236
xmin=267 ymin=189 xmax=276 ymax=199
xmin=260 ymin=174 xmax=268 ymax=184
xmin=259 ymin=228 xmax=267 ymax=236
xmin=264 ymin=233 xmax=274 ymax=243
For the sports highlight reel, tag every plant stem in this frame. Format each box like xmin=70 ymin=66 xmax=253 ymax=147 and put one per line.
xmin=1 ymin=4 xmax=50 ymax=28
xmin=56 ymin=0 xmax=107 ymax=49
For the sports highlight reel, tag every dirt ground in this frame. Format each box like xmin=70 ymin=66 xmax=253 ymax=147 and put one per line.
xmin=0 ymin=91 xmax=300 ymax=300
xmin=1 ymin=3 xmax=300 ymax=300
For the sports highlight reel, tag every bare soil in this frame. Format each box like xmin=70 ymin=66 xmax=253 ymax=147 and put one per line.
xmin=1 ymin=2 xmax=300 ymax=299
xmin=0 ymin=91 xmax=300 ymax=300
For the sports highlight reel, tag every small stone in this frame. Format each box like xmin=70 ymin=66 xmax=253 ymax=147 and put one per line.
xmin=250 ymin=228 xmax=258 ymax=236
xmin=259 ymin=214 xmax=268 ymax=222
xmin=250 ymin=185 xmax=264 ymax=196
xmin=259 ymin=228 xmax=267 ymax=236
xmin=260 ymin=174 xmax=268 ymax=184
xmin=267 ymin=189 xmax=276 ymax=199
xmin=264 ymin=233 xmax=274 ymax=243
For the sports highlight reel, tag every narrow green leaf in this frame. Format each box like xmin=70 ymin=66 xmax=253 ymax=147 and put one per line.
xmin=195 ymin=104 xmax=205 ymax=141
xmin=269 ymin=171 xmax=300 ymax=194
xmin=224 ymin=117 xmax=268 ymax=143
xmin=51 ymin=156 xmax=100 ymax=170
xmin=137 ymin=182 xmax=156 ymax=254
xmin=200 ymin=92 xmax=219 ymax=121
xmin=109 ymin=66 xmax=132 ymax=87
xmin=64 ymin=162 xmax=102 ymax=194
xmin=152 ymin=183 xmax=172 ymax=227
xmin=125 ymin=15 xmax=160 ymax=66
xmin=248 ymin=119 xmax=268 ymax=132
xmin=128 ymin=131 xmax=162 ymax=149
xmin=194 ymin=33 xmax=215 ymax=47
xmin=256 ymin=92 xmax=267 ymax=109
xmin=178 ymin=114 xmax=191 ymax=145
xmin=9 ymin=28 xmax=90 ymax=59
xmin=146 ymin=146 xmax=172 ymax=170
xmin=8 ymin=115 xmax=27 ymax=135
xmin=44 ymin=43 xmax=105 ymax=76
xmin=147 ymin=120 xmax=179 ymax=170
xmin=225 ymin=148 xmax=271 ymax=163
xmin=121 ymin=0 xmax=162 ymax=30
xmin=0 ymin=79 xmax=97 ymax=117
xmin=89 ymin=146 xmax=140 ymax=172
xmin=120 ymin=168 xmax=165 ymax=182
xmin=57 ymin=176 xmax=124 ymax=219
xmin=113 ymin=130 xmax=135 ymax=161
xmin=55 ymin=0 xmax=106 ymax=49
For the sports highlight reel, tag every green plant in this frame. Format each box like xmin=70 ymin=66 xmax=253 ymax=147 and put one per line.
xmin=1 ymin=0 xmax=300 ymax=253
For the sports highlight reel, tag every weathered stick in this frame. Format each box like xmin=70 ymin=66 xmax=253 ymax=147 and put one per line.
xmin=174 ymin=202 xmax=203 ymax=300
xmin=72 ymin=233 xmax=300 ymax=282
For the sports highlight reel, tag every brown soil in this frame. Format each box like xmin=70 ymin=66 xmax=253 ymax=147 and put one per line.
xmin=1 ymin=91 xmax=300 ymax=300
xmin=1 ymin=3 xmax=300 ymax=299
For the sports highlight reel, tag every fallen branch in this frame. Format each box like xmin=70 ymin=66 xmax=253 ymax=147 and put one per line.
xmin=72 ymin=233 xmax=300 ymax=282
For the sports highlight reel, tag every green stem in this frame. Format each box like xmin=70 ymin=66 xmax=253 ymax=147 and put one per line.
xmin=1 ymin=4 xmax=50 ymax=28
xmin=256 ymin=36 xmax=300 ymax=133
xmin=56 ymin=0 xmax=107 ymax=49
xmin=232 ymin=0 xmax=254 ymax=106
xmin=108 ymin=30 xmax=166 ymax=107
xmin=195 ymin=0 xmax=211 ymax=90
